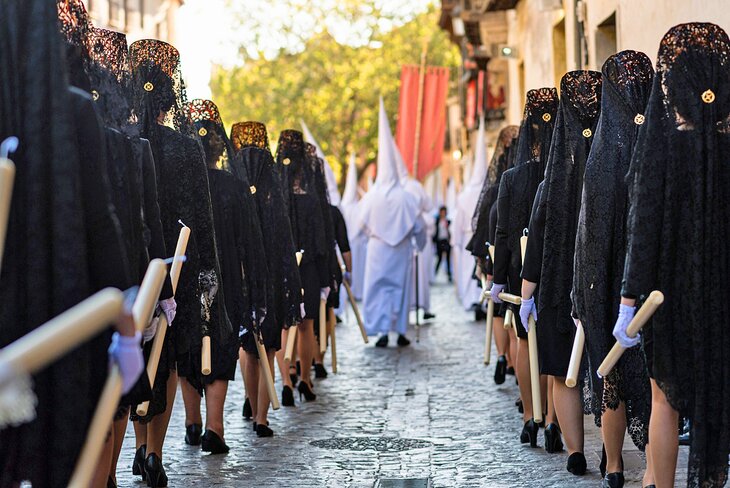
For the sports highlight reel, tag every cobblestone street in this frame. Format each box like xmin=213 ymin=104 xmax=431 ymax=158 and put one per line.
xmin=117 ymin=275 xmax=688 ymax=487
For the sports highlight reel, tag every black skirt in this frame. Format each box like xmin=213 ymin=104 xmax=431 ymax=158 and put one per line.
xmin=536 ymin=305 xmax=575 ymax=377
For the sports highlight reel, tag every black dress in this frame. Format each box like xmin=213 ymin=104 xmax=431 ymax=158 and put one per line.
xmin=521 ymin=71 xmax=602 ymax=377
xmin=493 ymin=88 xmax=559 ymax=338
xmin=328 ymin=205 xmax=351 ymax=307
xmin=571 ymin=51 xmax=653 ymax=450
xmin=235 ymin=144 xmax=302 ymax=350
xmin=622 ymin=24 xmax=730 ymax=487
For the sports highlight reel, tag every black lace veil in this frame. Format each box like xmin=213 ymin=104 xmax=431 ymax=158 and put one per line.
xmin=622 ymin=23 xmax=730 ymax=487
xmin=572 ymin=51 xmax=654 ymax=450
xmin=185 ymin=98 xmax=234 ymax=169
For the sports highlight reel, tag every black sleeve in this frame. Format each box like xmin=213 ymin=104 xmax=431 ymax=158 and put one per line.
xmin=332 ymin=206 xmax=351 ymax=253
xmin=140 ymin=138 xmax=173 ymax=299
xmin=493 ymin=176 xmax=511 ymax=284
xmin=71 ymin=87 xmax=131 ymax=292
xmin=521 ymin=180 xmax=546 ymax=283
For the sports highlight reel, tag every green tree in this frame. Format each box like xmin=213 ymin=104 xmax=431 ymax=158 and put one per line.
xmin=210 ymin=4 xmax=459 ymax=184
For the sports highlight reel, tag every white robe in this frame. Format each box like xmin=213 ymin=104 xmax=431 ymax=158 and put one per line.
xmin=452 ymin=203 xmax=480 ymax=310
xmin=410 ymin=213 xmax=435 ymax=312
xmin=363 ymin=222 xmax=424 ymax=335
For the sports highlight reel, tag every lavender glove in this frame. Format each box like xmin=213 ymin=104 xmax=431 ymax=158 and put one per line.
xmin=300 ymin=303 xmax=307 ymax=319
xmin=108 ymin=332 xmax=144 ymax=394
xmin=159 ymin=297 xmax=176 ymax=325
xmin=142 ymin=317 xmax=159 ymax=343
xmin=519 ymin=297 xmax=537 ymax=334
xmin=490 ymin=283 xmax=505 ymax=304
xmin=344 ymin=271 xmax=352 ymax=285
xmin=320 ymin=287 xmax=331 ymax=301
xmin=613 ymin=304 xmax=640 ymax=348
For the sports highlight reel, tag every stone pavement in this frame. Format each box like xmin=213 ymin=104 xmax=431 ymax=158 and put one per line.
xmin=116 ymin=274 xmax=688 ymax=487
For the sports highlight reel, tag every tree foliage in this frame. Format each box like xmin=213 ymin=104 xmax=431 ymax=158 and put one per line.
xmin=210 ymin=4 xmax=460 ymax=184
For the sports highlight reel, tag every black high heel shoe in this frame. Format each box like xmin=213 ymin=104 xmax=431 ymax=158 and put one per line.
xmin=185 ymin=423 xmax=202 ymax=446
xmin=544 ymin=423 xmax=563 ymax=453
xmin=282 ymin=385 xmax=295 ymax=406
xmin=600 ymin=444 xmax=624 ymax=478
xmin=133 ymin=444 xmax=147 ymax=480
xmin=144 ymin=453 xmax=168 ymax=487
xmin=201 ymin=429 xmax=229 ymax=454
xmin=566 ymin=452 xmax=587 ymax=476
xmin=520 ymin=419 xmax=539 ymax=447
xmin=256 ymin=423 xmax=274 ymax=437
xmin=242 ymin=397 xmax=252 ymax=420
xmin=107 ymin=477 xmax=117 ymax=488
xmin=602 ymin=472 xmax=625 ymax=488
xmin=314 ymin=363 xmax=328 ymax=378
xmin=494 ymin=355 xmax=507 ymax=385
xmin=298 ymin=381 xmax=317 ymax=401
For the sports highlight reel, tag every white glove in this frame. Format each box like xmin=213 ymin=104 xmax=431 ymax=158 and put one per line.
xmin=613 ymin=304 xmax=640 ymax=348
xmin=159 ymin=298 xmax=176 ymax=325
xmin=143 ymin=316 xmax=159 ymax=343
xmin=108 ymin=332 xmax=144 ymax=394
xmin=320 ymin=287 xmax=331 ymax=300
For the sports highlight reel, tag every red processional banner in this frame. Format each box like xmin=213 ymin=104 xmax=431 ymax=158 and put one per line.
xmin=395 ymin=65 xmax=450 ymax=181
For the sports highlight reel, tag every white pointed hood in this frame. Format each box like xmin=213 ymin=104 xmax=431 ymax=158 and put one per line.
xmin=356 ymin=98 xmax=420 ymax=246
xmin=301 ymin=120 xmax=341 ymax=206
xmin=341 ymin=152 xmax=358 ymax=207
xmin=455 ymin=118 xmax=488 ymax=234
xmin=466 ymin=118 xmax=488 ymax=191
xmin=389 ymin=125 xmax=433 ymax=213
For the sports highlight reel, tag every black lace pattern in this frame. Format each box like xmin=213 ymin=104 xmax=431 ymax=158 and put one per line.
xmin=622 ymin=23 xmax=730 ymax=487
xmin=231 ymin=121 xmax=270 ymax=152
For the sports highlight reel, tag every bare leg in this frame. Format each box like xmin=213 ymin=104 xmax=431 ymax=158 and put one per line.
xmin=644 ymin=443 xmax=656 ymax=487
xmin=203 ymin=380 xmax=228 ymax=438
xmin=298 ymin=319 xmax=316 ymax=388
xmin=92 ymin=426 xmax=114 ymax=487
xmin=109 ymin=413 xmax=128 ymax=482
xmin=255 ymin=350 xmax=276 ymax=426
xmin=493 ymin=317 xmax=507 ymax=356
xmin=133 ymin=420 xmax=147 ymax=449
xmin=180 ymin=376 xmax=202 ymax=428
xmin=602 ymin=400 xmax=627 ymax=474
xmin=546 ymin=376 xmax=557 ymax=425
xmin=514 ymin=332 xmax=533 ymax=421
xmin=244 ymin=351 xmax=260 ymax=420
xmin=147 ymin=370 xmax=178 ymax=458
xmin=648 ymin=379 xmax=678 ymax=488
xmin=276 ymin=328 xmax=294 ymax=388
xmin=552 ymin=377 xmax=584 ymax=454
xmin=509 ymin=329 xmax=518 ymax=373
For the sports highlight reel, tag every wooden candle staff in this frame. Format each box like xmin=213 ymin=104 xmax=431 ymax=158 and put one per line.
xmin=328 ymin=307 xmax=337 ymax=374
xmin=69 ymin=259 xmax=167 ymax=488
xmin=255 ymin=334 xmax=280 ymax=410
xmin=284 ymin=251 xmax=304 ymax=362
xmin=482 ymin=276 xmax=494 ymax=365
xmin=341 ymin=272 xmax=368 ymax=343
xmin=318 ymin=298 xmax=327 ymax=354
xmin=201 ymin=335 xmax=212 ymax=376
xmin=0 ymin=156 xmax=15 ymax=274
xmin=0 ymin=288 xmax=123 ymax=382
xmin=597 ymin=291 xmax=664 ymax=378
xmin=136 ymin=226 xmax=190 ymax=417
xmin=565 ymin=320 xmax=585 ymax=388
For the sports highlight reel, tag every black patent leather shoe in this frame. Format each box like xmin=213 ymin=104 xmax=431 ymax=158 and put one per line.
xmin=282 ymin=385 xmax=295 ymax=406
xmin=520 ymin=419 xmax=539 ymax=447
xmin=242 ymin=397 xmax=252 ymax=420
xmin=144 ymin=453 xmax=168 ymax=487
xmin=494 ymin=355 xmax=507 ymax=385
xmin=256 ymin=423 xmax=274 ymax=437
xmin=375 ymin=335 xmax=389 ymax=347
xmin=544 ymin=423 xmax=564 ymax=453
xmin=314 ymin=363 xmax=328 ymax=378
xmin=602 ymin=473 xmax=625 ymax=488
xmin=298 ymin=381 xmax=317 ymax=401
xmin=566 ymin=452 xmax=587 ymax=476
xmin=185 ymin=423 xmax=202 ymax=446
xmin=133 ymin=444 xmax=147 ymax=480
xmin=397 ymin=335 xmax=411 ymax=347
xmin=201 ymin=429 xmax=229 ymax=454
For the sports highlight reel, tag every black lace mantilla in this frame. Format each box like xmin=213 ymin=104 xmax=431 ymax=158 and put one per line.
xmin=231 ymin=121 xmax=270 ymax=152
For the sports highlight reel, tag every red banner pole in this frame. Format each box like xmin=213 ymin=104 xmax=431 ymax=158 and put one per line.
xmin=412 ymin=40 xmax=428 ymax=180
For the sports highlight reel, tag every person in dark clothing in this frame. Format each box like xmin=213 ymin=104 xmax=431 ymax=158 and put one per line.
xmin=572 ymin=51 xmax=654 ymax=488
xmin=231 ymin=121 xmax=303 ymax=410
xmin=434 ymin=206 xmax=452 ymax=281
xmin=616 ymin=24 xmax=730 ymax=488
xmin=491 ymin=88 xmax=558 ymax=449
xmin=520 ymin=71 xmax=602 ymax=477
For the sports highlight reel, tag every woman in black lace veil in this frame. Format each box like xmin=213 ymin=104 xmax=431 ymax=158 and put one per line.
xmin=231 ymin=121 xmax=303 ymax=410
xmin=571 ymin=51 xmax=654 ymax=487
xmin=186 ymin=99 xmax=268 ymax=446
xmin=277 ymin=130 xmax=329 ymax=401
xmin=130 ymin=38 xmax=228 ymax=484
xmin=617 ymin=24 xmax=730 ymax=488
xmin=520 ymin=71 xmax=602 ymax=476
xmin=489 ymin=88 xmax=558 ymax=449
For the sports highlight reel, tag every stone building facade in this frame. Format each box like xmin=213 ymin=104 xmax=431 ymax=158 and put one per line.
xmin=82 ymin=0 xmax=183 ymax=43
